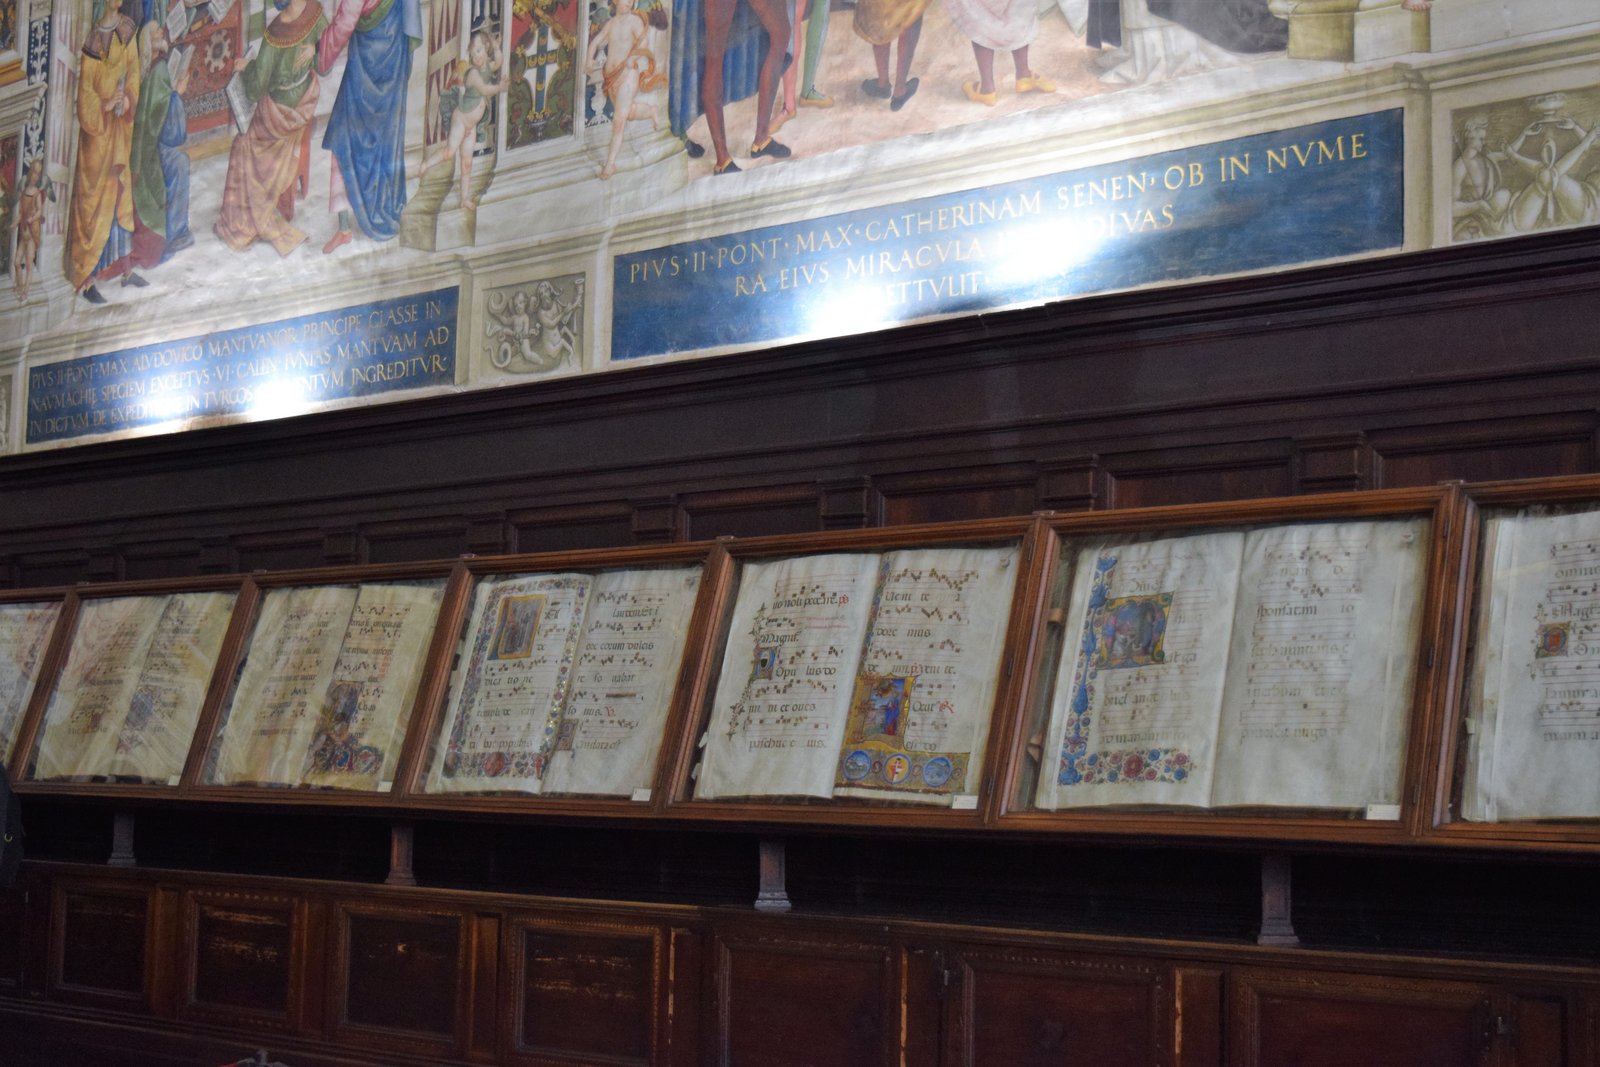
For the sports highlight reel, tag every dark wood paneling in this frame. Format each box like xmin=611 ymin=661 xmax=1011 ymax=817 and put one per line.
xmin=1105 ymin=443 xmax=1294 ymax=509
xmin=879 ymin=466 xmax=1037 ymax=526
xmin=1230 ymin=968 xmax=1493 ymax=1067
xmin=714 ymin=926 xmax=896 ymax=1067
xmin=119 ymin=541 xmax=203 ymax=581
xmin=1372 ymin=414 xmax=1598 ymax=488
xmin=1507 ymin=993 xmax=1568 ymax=1067
xmin=182 ymin=890 xmax=297 ymax=1025
xmin=681 ymin=486 xmax=821 ymax=540
xmin=948 ymin=945 xmax=1168 ymax=1067
xmin=231 ymin=532 xmax=331 ymax=574
xmin=15 ymin=552 xmax=93 ymax=588
xmin=359 ymin=518 xmax=471 ymax=564
xmin=509 ymin=503 xmax=636 ymax=553
xmin=52 ymin=884 xmax=150 ymax=1004
xmin=336 ymin=907 xmax=464 ymax=1050
xmin=0 ymin=886 xmax=23 ymax=992
xmin=507 ymin=919 xmax=660 ymax=1065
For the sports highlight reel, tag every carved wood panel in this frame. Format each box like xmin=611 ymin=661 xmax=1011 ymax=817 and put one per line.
xmin=49 ymin=881 xmax=153 ymax=1008
xmin=179 ymin=887 xmax=304 ymax=1032
xmin=945 ymin=944 xmax=1171 ymax=1067
xmin=1371 ymin=414 xmax=1599 ymax=489
xmin=1228 ymin=967 xmax=1496 ymax=1067
xmin=329 ymin=902 xmax=470 ymax=1058
xmin=501 ymin=914 xmax=664 ymax=1066
xmin=711 ymin=925 xmax=898 ymax=1067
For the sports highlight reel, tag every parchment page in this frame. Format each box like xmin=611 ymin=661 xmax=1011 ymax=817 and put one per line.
xmin=0 ymin=602 xmax=63 ymax=760
xmin=300 ymin=582 xmax=445 ymax=791
xmin=208 ymin=586 xmax=358 ymax=786
xmin=35 ymin=592 xmax=235 ymax=782
xmin=1211 ymin=519 xmax=1428 ymax=809
xmin=1035 ymin=532 xmax=1244 ymax=810
xmin=542 ymin=566 xmax=704 ymax=797
xmin=33 ymin=596 xmax=166 ymax=780
xmin=427 ymin=573 xmax=594 ymax=793
xmin=1461 ymin=519 xmax=1511 ymax=821
xmin=1466 ymin=510 xmax=1600 ymax=820
xmin=834 ymin=545 xmax=1020 ymax=803
xmin=695 ymin=553 xmax=879 ymax=799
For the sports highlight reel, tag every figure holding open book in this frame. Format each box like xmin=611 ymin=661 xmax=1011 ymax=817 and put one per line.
xmin=213 ymin=0 xmax=327 ymax=255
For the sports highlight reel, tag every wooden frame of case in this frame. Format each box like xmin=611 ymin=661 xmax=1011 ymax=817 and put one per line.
xmin=0 ymin=584 xmax=72 ymax=768
xmin=10 ymin=575 xmax=249 ymax=798
xmin=990 ymin=485 xmax=1469 ymax=847
xmin=1428 ymin=473 xmax=1600 ymax=853
xmin=398 ymin=540 xmax=726 ymax=821
xmin=658 ymin=516 xmax=1050 ymax=832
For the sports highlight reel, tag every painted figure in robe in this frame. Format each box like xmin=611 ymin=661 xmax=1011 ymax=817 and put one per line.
xmin=316 ymin=0 xmax=422 ymax=251
xmin=130 ymin=37 xmax=195 ymax=266
xmin=216 ymin=0 xmax=328 ymax=254
xmin=67 ymin=0 xmax=144 ymax=304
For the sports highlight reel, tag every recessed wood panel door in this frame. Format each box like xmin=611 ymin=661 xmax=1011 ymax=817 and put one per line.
xmin=329 ymin=903 xmax=469 ymax=1059
xmin=1230 ymin=967 xmax=1494 ymax=1067
xmin=945 ymin=944 xmax=1173 ymax=1067
xmin=711 ymin=926 xmax=897 ymax=1067
xmin=48 ymin=882 xmax=152 ymax=1009
xmin=502 ymin=915 xmax=665 ymax=1066
xmin=179 ymin=888 xmax=305 ymax=1033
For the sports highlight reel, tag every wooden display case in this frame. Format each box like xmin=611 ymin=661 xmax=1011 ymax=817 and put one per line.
xmin=1433 ymin=474 xmax=1600 ymax=852
xmin=994 ymin=486 xmax=1468 ymax=847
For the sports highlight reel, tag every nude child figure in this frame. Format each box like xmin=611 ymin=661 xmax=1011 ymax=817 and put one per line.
xmin=586 ymin=0 xmax=667 ymax=179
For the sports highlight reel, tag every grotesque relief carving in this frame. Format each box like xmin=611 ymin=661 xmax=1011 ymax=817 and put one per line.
xmin=483 ymin=273 xmax=583 ymax=374
xmin=1452 ymin=89 xmax=1600 ymax=243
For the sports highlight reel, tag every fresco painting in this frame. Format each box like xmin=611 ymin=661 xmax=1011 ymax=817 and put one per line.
xmin=1451 ymin=88 xmax=1600 ymax=243
xmin=0 ymin=0 xmax=1593 ymax=448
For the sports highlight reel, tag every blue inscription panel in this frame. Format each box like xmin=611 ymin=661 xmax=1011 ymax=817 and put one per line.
xmin=613 ymin=111 xmax=1403 ymax=361
xmin=26 ymin=288 xmax=459 ymax=445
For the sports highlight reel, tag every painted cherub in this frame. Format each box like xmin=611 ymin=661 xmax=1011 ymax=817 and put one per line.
xmin=14 ymin=157 xmax=54 ymax=302
xmin=585 ymin=0 xmax=667 ymax=179
xmin=420 ymin=29 xmax=508 ymax=210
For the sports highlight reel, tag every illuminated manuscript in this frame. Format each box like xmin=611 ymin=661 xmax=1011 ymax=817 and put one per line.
xmin=1466 ymin=510 xmax=1600 ymax=820
xmin=34 ymin=592 xmax=236 ymax=782
xmin=1037 ymin=519 xmax=1428 ymax=811
xmin=209 ymin=582 xmax=444 ymax=789
xmin=428 ymin=566 xmax=703 ymax=796
xmin=696 ymin=545 xmax=1021 ymax=803
xmin=0 ymin=601 xmax=62 ymax=760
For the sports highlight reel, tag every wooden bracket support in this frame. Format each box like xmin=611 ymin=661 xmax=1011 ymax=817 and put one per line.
xmin=108 ymin=811 xmax=136 ymax=868
xmin=755 ymin=839 xmax=791 ymax=912
xmin=386 ymin=823 xmax=417 ymax=887
xmin=1257 ymin=852 xmax=1299 ymax=947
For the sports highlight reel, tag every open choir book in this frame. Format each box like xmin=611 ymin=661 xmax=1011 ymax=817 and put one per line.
xmin=32 ymin=592 xmax=236 ymax=782
xmin=207 ymin=581 xmax=445 ymax=790
xmin=694 ymin=544 xmax=1020 ymax=804
xmin=1033 ymin=519 xmax=1428 ymax=811
xmin=0 ymin=601 xmax=64 ymax=761
xmin=1464 ymin=508 xmax=1600 ymax=821
xmin=426 ymin=566 xmax=704 ymax=796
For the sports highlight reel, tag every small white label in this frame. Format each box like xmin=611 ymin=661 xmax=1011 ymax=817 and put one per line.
xmin=1463 ymin=718 xmax=1476 ymax=735
xmin=631 ymin=788 xmax=652 ymax=803
xmin=697 ymin=731 xmax=708 ymax=749
xmin=1365 ymin=803 xmax=1401 ymax=821
xmin=951 ymin=794 xmax=979 ymax=810
xmin=378 ymin=780 xmax=394 ymax=793
xmin=166 ymin=774 xmax=182 ymax=787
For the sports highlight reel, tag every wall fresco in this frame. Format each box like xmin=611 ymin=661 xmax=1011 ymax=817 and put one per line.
xmin=0 ymin=0 xmax=1593 ymax=450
